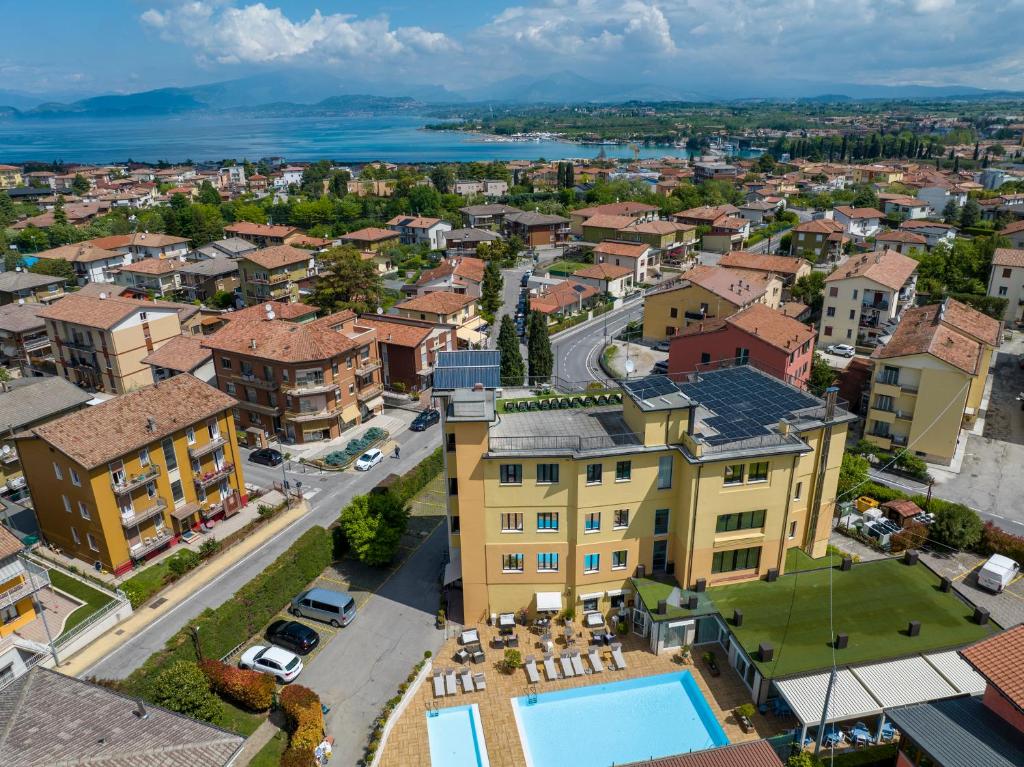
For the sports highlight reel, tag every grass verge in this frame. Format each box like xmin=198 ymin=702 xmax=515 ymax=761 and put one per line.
xmin=248 ymin=727 xmax=289 ymax=767
xmin=219 ymin=699 xmax=264 ymax=737
xmin=47 ymin=569 xmax=115 ymax=635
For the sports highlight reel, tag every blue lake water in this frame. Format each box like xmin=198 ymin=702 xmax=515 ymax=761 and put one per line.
xmin=0 ymin=113 xmax=741 ymax=164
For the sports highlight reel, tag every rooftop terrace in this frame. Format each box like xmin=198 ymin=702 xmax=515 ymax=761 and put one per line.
xmin=489 ymin=405 xmax=642 ymax=455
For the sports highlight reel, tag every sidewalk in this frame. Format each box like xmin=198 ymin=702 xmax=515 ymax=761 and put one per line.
xmin=58 ymin=499 xmax=311 ymax=677
xmin=269 ymin=411 xmax=414 ymax=462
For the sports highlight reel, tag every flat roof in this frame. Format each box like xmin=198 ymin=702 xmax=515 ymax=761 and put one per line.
xmin=488 ymin=405 xmax=641 ymax=454
xmin=886 ymin=697 xmax=1024 ymax=767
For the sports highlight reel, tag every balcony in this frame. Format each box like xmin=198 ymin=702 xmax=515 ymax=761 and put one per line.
xmin=356 ymin=382 xmax=384 ymax=402
xmin=194 ymin=463 xmax=234 ymax=487
xmin=238 ymin=400 xmax=281 ymax=417
xmin=231 ymin=372 xmax=278 ymax=390
xmin=120 ymin=498 xmax=167 ymax=528
xmin=112 ymin=464 xmax=160 ymax=495
xmin=284 ymin=408 xmax=335 ymax=423
xmin=862 ymin=298 xmax=890 ymax=312
xmin=129 ymin=530 xmax=172 ymax=559
xmin=247 ymin=272 xmax=291 ymax=285
xmin=0 ymin=560 xmax=49 ymax=610
xmin=22 ymin=336 xmax=51 ymax=353
xmin=895 ymin=410 xmax=914 ymax=421
xmin=188 ymin=436 xmax=226 ymax=460
xmin=356 ymin=358 xmax=382 ymax=376
xmin=868 ymin=407 xmax=896 ymax=424
xmin=891 ymin=434 xmax=909 ymax=447
xmin=285 ymin=379 xmax=338 ymax=397
xmin=62 ymin=337 xmax=95 ymax=352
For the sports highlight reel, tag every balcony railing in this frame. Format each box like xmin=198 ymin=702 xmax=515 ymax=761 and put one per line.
xmin=247 ymin=272 xmax=290 ymax=285
xmin=285 ymin=380 xmax=338 ymax=396
xmin=489 ymin=433 xmax=642 ymax=454
xmin=862 ymin=299 xmax=890 ymax=311
xmin=356 ymin=383 xmax=384 ymax=402
xmin=62 ymin=337 xmax=95 ymax=352
xmin=111 ymin=464 xmax=160 ymax=495
xmin=22 ymin=337 xmax=51 ymax=353
xmin=129 ymin=530 xmax=172 ymax=559
xmin=895 ymin=410 xmax=913 ymax=421
xmin=232 ymin=373 xmax=278 ymax=390
xmin=0 ymin=560 xmax=49 ymax=610
xmin=188 ymin=436 xmax=226 ymax=459
xmin=284 ymin=408 xmax=334 ymax=423
xmin=891 ymin=434 xmax=909 ymax=446
xmin=194 ymin=464 xmax=234 ymax=487
xmin=120 ymin=498 xmax=167 ymax=528
xmin=356 ymin=359 xmax=382 ymax=376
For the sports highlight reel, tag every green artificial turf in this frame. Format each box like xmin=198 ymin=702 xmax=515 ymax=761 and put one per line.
xmin=708 ymin=558 xmax=998 ymax=678
xmin=47 ymin=569 xmax=115 ymax=635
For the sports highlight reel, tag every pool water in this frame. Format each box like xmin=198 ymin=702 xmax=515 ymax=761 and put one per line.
xmin=426 ymin=703 xmax=491 ymax=767
xmin=513 ymin=671 xmax=728 ymax=767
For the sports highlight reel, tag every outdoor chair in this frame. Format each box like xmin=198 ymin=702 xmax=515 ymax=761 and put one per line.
xmin=524 ymin=655 xmax=541 ymax=684
xmin=432 ymin=671 xmax=445 ymax=698
xmin=471 ymin=649 xmax=485 ymax=664
xmin=543 ymin=652 xmax=559 ymax=681
xmin=444 ymin=668 xmax=457 ymax=695
xmin=454 ymin=648 xmax=469 ymax=664
xmin=611 ymin=643 xmax=627 ymax=671
xmin=587 ymin=646 xmax=604 ymax=673
xmin=570 ymin=650 xmax=585 ymax=676
xmin=559 ymin=651 xmax=575 ymax=678
xmin=459 ymin=667 xmax=475 ymax=693
xmin=473 ymin=672 xmax=486 ymax=690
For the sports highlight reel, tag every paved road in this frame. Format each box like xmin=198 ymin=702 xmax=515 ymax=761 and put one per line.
xmin=551 ymin=296 xmax=645 ymax=384
xmin=83 ymin=418 xmax=444 ymax=680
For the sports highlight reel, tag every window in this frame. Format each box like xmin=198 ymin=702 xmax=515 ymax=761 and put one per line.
xmin=849 ymin=309 xmax=856 ymax=320
xmin=712 ymin=546 xmax=762 ymax=573
xmin=220 ymin=356 xmax=232 ymax=370
xmin=502 ymin=553 xmax=524 ymax=572
xmin=724 ymin=464 xmax=744 ymax=485
xmin=536 ymin=512 xmax=559 ymax=531
xmin=450 ymin=516 xmax=460 ymax=534
xmin=446 ymin=433 xmax=456 ymax=452
xmin=654 ymin=508 xmax=670 ymax=535
xmin=586 ymin=463 xmax=603 ymax=484
xmin=537 ymin=552 xmax=559 ymax=572
xmin=78 ymin=501 xmax=91 ymax=520
xmin=828 ymin=287 xmax=838 ymax=297
xmin=139 ymin=447 xmax=150 ymax=467
xmin=875 ymin=394 xmax=894 ymax=412
xmin=748 ymin=462 xmax=769 ymax=482
xmin=70 ymin=527 xmax=81 ymax=545
xmin=87 ymin=532 xmax=99 ymax=552
xmin=610 ymin=593 xmax=626 ymax=609
xmin=700 ymin=352 xmax=711 ymax=364
xmin=448 ymin=477 xmax=458 ymax=496
xmin=170 ymin=479 xmax=184 ymax=504
xmin=657 ymin=455 xmax=673 ymax=489
xmin=826 ymin=306 xmax=835 ymax=317
xmin=537 ymin=463 xmax=559 ymax=484
xmin=582 ymin=596 xmax=599 ymax=611
xmin=612 ymin=550 xmax=628 ymax=570
xmin=613 ymin=509 xmax=629 ymax=529
xmin=735 ymin=347 xmax=750 ymax=364
xmin=185 ymin=427 xmax=195 ymax=445
xmin=788 ymin=521 xmax=798 ymax=539
xmin=670 ymin=307 xmax=678 ymax=318
xmin=162 ymin=437 xmax=178 ymax=471
xmin=139 ymin=311 xmax=148 ymax=320
xmin=62 ymin=495 xmax=71 ymax=513
xmin=499 ymin=464 xmax=522 ymax=485
xmin=715 ymin=509 xmax=766 ymax=532
xmin=852 ymin=289 xmax=859 ymax=300
xmin=70 ymin=468 xmax=81 ymax=486
xmin=823 ymin=325 xmax=833 ymax=337
xmin=53 ymin=462 xmax=63 ymax=480
xmin=1003 ymin=268 xmax=1012 ymax=278
xmin=846 ymin=329 xmax=852 ymax=339
xmin=615 ymin=461 xmax=631 ymax=482
xmin=794 ymin=481 xmax=803 ymax=501
xmin=583 ymin=553 xmax=600 ymax=573
xmin=501 ymin=513 xmax=523 ymax=532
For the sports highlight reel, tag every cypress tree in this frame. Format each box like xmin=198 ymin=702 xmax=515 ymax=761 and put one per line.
xmin=527 ymin=311 xmax=553 ymax=383
xmin=498 ymin=315 xmax=525 ymax=386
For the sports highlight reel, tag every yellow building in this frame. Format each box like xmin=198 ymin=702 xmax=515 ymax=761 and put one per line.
xmin=865 ymin=298 xmax=1000 ymax=464
xmin=392 ymin=292 xmax=485 ymax=347
xmin=441 ymin=366 xmax=852 ymax=623
xmin=39 ymin=293 xmax=190 ymax=394
xmin=0 ymin=526 xmax=46 ymax=640
xmin=642 ymin=265 xmax=781 ymax=341
xmin=0 ymin=165 xmax=23 ymax=189
xmin=15 ymin=375 xmax=246 ymax=575
xmin=237 ymin=245 xmax=314 ymax=306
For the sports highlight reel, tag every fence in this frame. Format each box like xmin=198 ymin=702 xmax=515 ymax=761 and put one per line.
xmin=698 ymin=432 xmax=806 ymax=455
xmin=488 ymin=433 xmax=641 ymax=453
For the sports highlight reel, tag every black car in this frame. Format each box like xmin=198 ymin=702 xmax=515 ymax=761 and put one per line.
xmin=248 ymin=448 xmax=283 ymax=467
xmin=265 ymin=619 xmax=320 ymax=655
xmin=410 ymin=409 xmax=440 ymax=431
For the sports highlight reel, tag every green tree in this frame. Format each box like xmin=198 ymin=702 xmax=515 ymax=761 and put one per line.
xmin=480 ymin=260 xmax=503 ymax=317
xmin=408 ymin=185 xmax=442 ymax=217
xmin=838 ymin=453 xmax=870 ymax=499
xmin=790 ymin=271 xmax=826 ymax=314
xmin=786 ymin=753 xmax=821 ymax=767
xmin=52 ymin=195 xmax=67 ymax=226
xmin=13 ymin=227 xmax=50 ymax=253
xmin=151 ymin=661 xmax=222 ymax=724
xmin=430 ymin=165 xmax=455 ymax=194
xmin=310 ymin=245 xmax=384 ymax=314
xmin=807 ymin=352 xmax=836 ymax=395
xmin=29 ymin=257 xmax=76 ymax=282
xmin=930 ymin=503 xmax=982 ymax=550
xmin=942 ymin=199 xmax=961 ymax=225
xmin=197 ymin=180 xmax=221 ymax=206
xmin=210 ymin=290 xmax=235 ymax=309
xmin=851 ymin=185 xmax=879 ymax=209
xmin=959 ymin=198 xmax=981 ymax=229
xmin=498 ymin=315 xmax=525 ymax=386
xmin=0 ymin=191 xmax=15 ymax=228
xmin=339 ymin=492 xmax=409 ymax=567
xmin=232 ymin=203 xmax=265 ymax=223
xmin=526 ymin=311 xmax=553 ymax=383
xmin=70 ymin=174 xmax=90 ymax=195
xmin=3 ymin=251 xmax=25 ymax=272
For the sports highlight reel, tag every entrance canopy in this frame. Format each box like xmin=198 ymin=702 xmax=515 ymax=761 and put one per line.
xmin=536 ymin=591 xmax=562 ymax=612
xmin=442 ymin=549 xmax=462 ymax=586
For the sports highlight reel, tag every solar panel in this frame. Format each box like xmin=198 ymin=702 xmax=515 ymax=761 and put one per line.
xmin=437 ymin=350 xmax=499 ymax=368
xmin=621 ymin=375 xmax=682 ymax=402
xmin=434 ymin=350 xmax=501 ymax=390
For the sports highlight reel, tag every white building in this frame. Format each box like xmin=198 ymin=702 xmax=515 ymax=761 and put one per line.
xmin=833 ymin=206 xmax=884 ymax=239
xmin=987 ymin=247 xmax=1024 ymax=324
xmin=385 ymin=215 xmax=452 ymax=250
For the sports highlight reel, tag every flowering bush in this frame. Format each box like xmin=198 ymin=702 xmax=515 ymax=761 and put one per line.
xmin=200 ymin=660 xmax=274 ymax=712
xmin=280 ymin=684 xmax=324 ymax=757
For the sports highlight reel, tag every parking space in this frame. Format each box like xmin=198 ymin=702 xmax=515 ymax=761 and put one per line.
xmin=921 ymin=550 xmax=1024 ymax=629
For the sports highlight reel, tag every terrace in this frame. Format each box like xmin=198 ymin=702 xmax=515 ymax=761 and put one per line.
xmin=488 ymin=403 xmax=642 ymax=455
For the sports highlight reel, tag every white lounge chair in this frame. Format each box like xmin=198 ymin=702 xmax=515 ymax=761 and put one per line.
xmin=611 ymin=643 xmax=627 ymax=671
xmin=460 ymin=667 xmax=475 ymax=693
xmin=587 ymin=647 xmax=604 ymax=673
xmin=570 ymin=650 xmax=585 ymax=676
xmin=432 ymin=671 xmax=445 ymax=698
xmin=473 ymin=672 xmax=486 ymax=690
xmin=543 ymin=653 xmax=559 ymax=681
xmin=445 ymin=668 xmax=458 ymax=695
xmin=524 ymin=655 xmax=541 ymax=684
xmin=559 ymin=651 xmax=575 ymax=678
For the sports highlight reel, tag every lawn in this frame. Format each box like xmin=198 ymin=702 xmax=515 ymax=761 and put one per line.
xmin=120 ymin=560 xmax=173 ymax=607
xmin=708 ymin=558 xmax=998 ymax=678
xmin=248 ymin=727 xmax=288 ymax=767
xmin=545 ymin=260 xmax=590 ymax=276
xmin=785 ymin=547 xmax=843 ymax=574
xmin=47 ymin=569 xmax=115 ymax=636
xmin=218 ymin=699 xmax=264 ymax=737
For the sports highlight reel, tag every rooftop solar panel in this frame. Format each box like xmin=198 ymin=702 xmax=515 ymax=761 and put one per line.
xmin=437 ymin=350 xmax=499 ymax=368
xmin=434 ymin=349 xmax=501 ymax=390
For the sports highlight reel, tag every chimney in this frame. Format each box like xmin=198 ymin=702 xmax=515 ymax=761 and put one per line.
xmin=250 ymin=339 xmax=257 ymax=350
xmin=146 ymin=417 xmax=157 ymax=432
xmin=134 ymin=699 xmax=149 ymax=720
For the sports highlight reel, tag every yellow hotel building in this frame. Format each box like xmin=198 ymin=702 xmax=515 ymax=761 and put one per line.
xmin=16 ymin=375 xmax=246 ymax=576
xmin=440 ymin=366 xmax=852 ymax=624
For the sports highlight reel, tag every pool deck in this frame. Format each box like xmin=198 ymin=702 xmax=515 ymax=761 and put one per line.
xmin=379 ymin=623 xmax=791 ymax=767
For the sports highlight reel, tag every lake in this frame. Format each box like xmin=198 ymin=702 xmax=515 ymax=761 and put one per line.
xmin=0 ymin=113 xmax=755 ymax=165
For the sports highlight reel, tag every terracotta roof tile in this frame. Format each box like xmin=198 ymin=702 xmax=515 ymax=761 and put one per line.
xmin=960 ymin=624 xmax=1024 ymax=709
xmin=142 ymin=334 xmax=212 ymax=373
xmin=726 ymin=303 xmax=815 ymax=352
xmin=224 ymin=222 xmax=298 ymax=238
xmin=119 ymin=258 xmax=182 ymax=275
xmin=0 ymin=525 xmax=23 ymax=559
xmin=593 ymin=240 xmax=652 ymax=258
xmin=224 ymin=302 xmax=319 ymax=322
xmin=38 ymin=293 xmax=179 ymax=330
xmin=665 ymin=264 xmax=770 ymax=306
xmin=876 ymin=230 xmax=927 ymax=245
xmin=386 ymin=215 xmax=445 ymax=229
xmin=203 ymin=313 xmax=358 ymax=363
xmin=993 ymin=248 xmax=1024 ymax=269
xmin=1000 ymin=220 xmax=1024 ymax=236
xmin=87 ymin=233 xmax=189 ymax=249
xmin=573 ymin=262 xmax=633 ymax=280
xmin=825 ymin=250 xmax=918 ymax=290
xmin=620 ymin=220 xmax=696 ymax=235
xmin=359 ymin=317 xmax=432 ymax=347
xmin=577 ymin=201 xmax=659 ymax=217
xmin=417 ymin=257 xmax=486 ymax=287
xmin=34 ymin=243 xmax=124 ymax=264
xmin=900 ymin=220 xmax=956 ymax=231
xmin=793 ymin=219 xmax=845 ymax=234
xmin=241 ymin=245 xmax=312 ymax=270
xmin=872 ymin=299 xmax=997 ymax=374
xmin=619 ymin=740 xmax=783 ymax=767
xmin=395 ymin=291 xmax=475 ymax=315
xmin=718 ymin=252 xmax=809 ymax=276
xmin=340 ymin=227 xmax=401 ymax=243
xmin=674 ymin=204 xmax=740 ymax=222
xmin=835 ymin=205 xmax=886 ymax=219
xmin=583 ymin=214 xmax=642 ymax=230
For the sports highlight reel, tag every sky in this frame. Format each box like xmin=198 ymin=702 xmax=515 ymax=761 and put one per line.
xmin=3 ymin=0 xmax=1024 ymax=99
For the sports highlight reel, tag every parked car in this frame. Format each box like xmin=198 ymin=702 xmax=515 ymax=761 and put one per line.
xmin=826 ymin=344 xmax=856 ymax=358
xmin=291 ymin=587 xmax=357 ymax=627
xmin=653 ymin=340 xmax=671 ymax=352
xmin=354 ymin=448 xmax=383 ymax=471
xmin=239 ymin=645 xmax=303 ymax=683
xmin=410 ymin=409 xmax=440 ymax=431
xmin=520 ymin=271 xmax=532 ymax=287
xmin=248 ymin=448 xmax=283 ymax=467
xmin=653 ymin=360 xmax=669 ymax=374
xmin=977 ymin=554 xmax=1020 ymax=593
xmin=265 ymin=620 xmax=320 ymax=655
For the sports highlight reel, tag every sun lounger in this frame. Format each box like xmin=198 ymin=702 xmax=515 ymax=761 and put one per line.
xmin=570 ymin=650 xmax=585 ymax=676
xmin=473 ymin=672 xmax=486 ymax=690
xmin=459 ymin=667 xmax=474 ymax=693
xmin=543 ymin=653 xmax=559 ymax=681
xmin=432 ymin=671 xmax=445 ymax=698
xmin=444 ymin=668 xmax=457 ymax=695
xmin=611 ymin=644 xmax=627 ymax=670
xmin=587 ymin=646 xmax=604 ymax=673
xmin=525 ymin=655 xmax=541 ymax=684
xmin=559 ymin=651 xmax=575 ymax=677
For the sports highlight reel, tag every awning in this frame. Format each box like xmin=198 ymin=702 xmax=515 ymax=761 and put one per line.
xmin=456 ymin=326 xmax=487 ymax=346
xmin=536 ymin=591 xmax=562 ymax=612
xmin=170 ymin=502 xmax=201 ymax=521
xmin=360 ymin=395 xmax=385 ymax=412
xmin=605 ymin=588 xmax=632 ymax=598
xmin=443 ymin=549 xmax=462 ymax=585
xmin=578 ymin=592 xmax=604 ymax=601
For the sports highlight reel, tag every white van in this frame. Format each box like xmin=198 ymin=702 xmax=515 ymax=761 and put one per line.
xmin=977 ymin=554 xmax=1020 ymax=593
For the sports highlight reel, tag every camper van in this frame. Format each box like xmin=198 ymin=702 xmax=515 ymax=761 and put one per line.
xmin=977 ymin=554 xmax=1020 ymax=593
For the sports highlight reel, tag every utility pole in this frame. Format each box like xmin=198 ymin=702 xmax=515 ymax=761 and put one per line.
xmin=814 ymin=667 xmax=838 ymax=755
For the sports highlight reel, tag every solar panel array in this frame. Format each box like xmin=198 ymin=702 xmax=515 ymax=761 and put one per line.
xmin=677 ymin=366 xmax=822 ymax=446
xmin=434 ymin=349 xmax=501 ymax=390
xmin=621 ymin=375 xmax=684 ymax=402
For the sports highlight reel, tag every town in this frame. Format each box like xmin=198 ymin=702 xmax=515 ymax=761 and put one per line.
xmin=2 ymin=99 xmax=1024 ymax=767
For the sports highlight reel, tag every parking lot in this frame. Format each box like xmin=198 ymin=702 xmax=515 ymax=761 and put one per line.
xmin=921 ymin=549 xmax=1024 ymax=629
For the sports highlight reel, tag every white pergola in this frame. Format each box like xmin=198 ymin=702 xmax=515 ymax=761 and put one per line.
xmin=776 ymin=651 xmax=986 ymax=745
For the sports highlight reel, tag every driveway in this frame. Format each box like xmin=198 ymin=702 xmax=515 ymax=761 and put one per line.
xmin=308 ymin=523 xmax=448 ymax=767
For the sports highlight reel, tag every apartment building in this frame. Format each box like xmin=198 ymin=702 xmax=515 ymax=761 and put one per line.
xmin=15 ymin=375 xmax=245 ymax=574
xmin=502 ymin=211 xmax=571 ymax=247
xmin=0 ymin=271 xmax=65 ymax=306
xmin=0 ymin=303 xmax=51 ymax=374
xmin=833 ymin=206 xmax=885 ymax=239
xmin=789 ymin=219 xmax=847 ymax=262
xmin=986 ymin=248 xmax=1024 ymax=324
xmin=237 ymin=245 xmax=314 ymax=306
xmin=717 ymin=253 xmax=812 ymax=292
xmin=818 ymin=250 xmax=918 ymax=349
xmin=0 ymin=526 xmax=50 ymax=674
xmin=338 ymin=227 xmax=401 ymax=252
xmin=204 ymin=308 xmax=383 ymax=443
xmin=39 ymin=293 xmax=191 ymax=393
xmin=0 ymin=164 xmax=23 ymax=189
xmin=864 ymin=299 xmax=1000 ymax=464
xmin=459 ymin=204 xmax=522 ymax=231
xmin=88 ymin=232 xmax=190 ymax=260
xmin=570 ymin=202 xmax=658 ymax=236
xmin=223 ymin=222 xmax=300 ymax=248
xmin=385 ymin=215 xmax=451 ymax=250
xmin=874 ymin=230 xmax=928 ymax=255
xmin=113 ymin=258 xmax=182 ymax=297
xmin=393 ymin=292 xmax=485 ymax=347
xmin=441 ymin=366 xmax=853 ymax=622
xmin=643 ymin=265 xmax=781 ymax=342
xmin=593 ymin=240 xmax=658 ymax=283
xmin=412 ymin=257 xmax=486 ymax=298
xmin=143 ymin=335 xmax=215 ymax=385
xmin=360 ymin=314 xmax=455 ymax=392
xmin=32 ymin=243 xmax=128 ymax=286
xmin=178 ymin=257 xmax=240 ymax=304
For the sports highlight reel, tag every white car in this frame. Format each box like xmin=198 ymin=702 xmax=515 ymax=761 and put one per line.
xmin=827 ymin=344 xmax=856 ymax=358
xmin=239 ymin=645 xmax=303 ymax=683
xmin=354 ymin=448 xmax=383 ymax=471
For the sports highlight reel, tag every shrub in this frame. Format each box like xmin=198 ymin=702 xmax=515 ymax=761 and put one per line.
xmin=979 ymin=521 xmax=1024 ymax=564
xmin=339 ymin=493 xmax=408 ymax=566
xmin=787 ymin=753 xmax=822 ymax=767
xmin=280 ymin=748 xmax=311 ymax=767
xmin=200 ymin=660 xmax=275 ymax=712
xmin=167 ymin=549 xmax=202 ymax=577
xmin=198 ymin=538 xmax=222 ymax=558
xmin=151 ymin=660 xmax=222 ymax=724
xmin=280 ymin=684 xmax=324 ymax=757
xmin=890 ymin=521 xmax=929 ymax=554
xmin=501 ymin=648 xmax=522 ymax=674
xmin=926 ymin=498 xmax=983 ymax=550
xmin=387 ymin=447 xmax=443 ymax=503
xmin=735 ymin=702 xmax=756 ymax=719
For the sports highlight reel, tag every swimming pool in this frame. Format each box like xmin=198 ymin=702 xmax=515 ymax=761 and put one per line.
xmin=513 ymin=671 xmax=728 ymax=767
xmin=426 ymin=703 xmax=491 ymax=767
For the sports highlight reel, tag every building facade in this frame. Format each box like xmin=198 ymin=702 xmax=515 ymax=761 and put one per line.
xmin=987 ymin=248 xmax=1024 ymax=324
xmin=237 ymin=246 xmax=314 ymax=306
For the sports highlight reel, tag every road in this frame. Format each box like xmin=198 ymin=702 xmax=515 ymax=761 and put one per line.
xmin=551 ymin=296 xmax=645 ymax=384
xmin=83 ymin=416 xmax=444 ymax=680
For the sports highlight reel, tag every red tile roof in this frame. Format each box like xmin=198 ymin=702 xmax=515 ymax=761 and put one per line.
xmin=793 ymin=219 xmax=844 ymax=235
xmin=619 ymin=740 xmax=783 ymax=767
xmin=573 ymin=263 xmax=633 ymax=280
xmin=876 ymin=230 xmax=927 ymax=245
xmin=718 ymin=252 xmax=809 ymax=277
xmin=359 ymin=317 xmax=432 ymax=348
xmin=726 ymin=303 xmax=815 ymax=352
xmin=582 ymin=214 xmax=642 ymax=230
xmin=667 ymin=264 xmax=770 ymax=306
xmin=872 ymin=299 xmax=999 ymax=374
xmin=224 ymin=222 xmax=298 ymax=238
xmin=593 ymin=240 xmax=651 ymax=258
xmin=993 ymin=248 xmax=1024 ymax=268
xmin=1000 ymin=220 xmax=1024 ymax=236
xmin=825 ymin=250 xmax=917 ymax=290
xmin=395 ymin=291 xmax=475 ymax=315
xmin=959 ymin=624 xmax=1024 ymax=710
xmin=242 ymin=245 xmax=312 ymax=270
xmin=141 ymin=334 xmax=212 ymax=373
xmin=203 ymin=314 xmax=358 ymax=362
xmin=835 ymin=205 xmax=885 ymax=219
xmin=340 ymin=227 xmax=401 ymax=243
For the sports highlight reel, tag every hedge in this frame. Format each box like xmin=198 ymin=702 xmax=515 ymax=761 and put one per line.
xmin=200 ymin=660 xmax=275 ymax=712
xmin=120 ymin=526 xmax=332 ymax=700
xmin=386 ymin=447 xmax=443 ymax=504
xmin=280 ymin=684 xmax=324 ymax=765
xmin=979 ymin=521 xmax=1024 ymax=565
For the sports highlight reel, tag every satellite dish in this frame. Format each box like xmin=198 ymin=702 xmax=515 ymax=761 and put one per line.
xmin=376 ymin=307 xmax=384 ymax=315
xmin=624 ymin=359 xmax=636 ymax=374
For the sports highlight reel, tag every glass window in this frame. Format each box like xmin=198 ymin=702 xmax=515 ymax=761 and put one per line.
xmin=78 ymin=501 xmax=90 ymax=520
xmin=536 ymin=512 xmax=559 ymax=531
xmin=537 ymin=552 xmax=559 ymax=572
xmin=537 ymin=463 xmax=559 ymax=484
xmin=586 ymin=463 xmax=603 ymax=484
xmin=612 ymin=550 xmax=628 ymax=570
xmin=70 ymin=468 xmax=81 ymax=486
xmin=185 ymin=427 xmax=195 ymax=445
xmin=749 ymin=462 xmax=769 ymax=482
xmin=582 ymin=597 xmax=599 ymax=611
xmin=170 ymin=479 xmax=184 ymax=503
xmin=788 ymin=521 xmax=797 ymax=539
xmin=161 ymin=437 xmax=177 ymax=471
xmin=446 ymin=433 xmax=456 ymax=452
xmin=794 ymin=481 xmax=802 ymax=500
xmin=654 ymin=508 xmax=670 ymax=535
xmin=53 ymin=462 xmax=63 ymax=480
xmin=63 ymin=495 xmax=71 ymax=513
xmin=715 ymin=510 xmax=767 ymax=532
xmin=583 ymin=553 xmax=600 ymax=573
xmin=724 ymin=464 xmax=744 ymax=485
xmin=712 ymin=546 xmax=762 ymax=574
xmin=500 ymin=464 xmax=522 ymax=485
xmin=657 ymin=455 xmax=673 ymax=489
xmin=70 ymin=526 xmax=80 ymax=545
xmin=502 ymin=553 xmax=524 ymax=572
xmin=615 ymin=461 xmax=631 ymax=481
xmin=450 ymin=516 xmax=460 ymax=533
xmin=448 ymin=477 xmax=458 ymax=496
xmin=139 ymin=447 xmax=150 ymax=467
xmin=613 ymin=509 xmax=629 ymax=529
xmin=584 ymin=512 xmax=601 ymax=532
xmin=220 ymin=356 xmax=232 ymax=369
xmin=87 ymin=532 xmax=99 ymax=552
xmin=501 ymin=513 xmax=523 ymax=532
xmin=610 ymin=593 xmax=625 ymax=609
